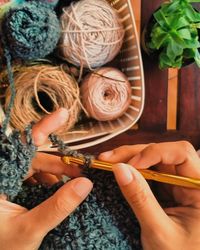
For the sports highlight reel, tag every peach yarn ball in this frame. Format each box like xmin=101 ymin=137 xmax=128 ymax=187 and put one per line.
xmin=80 ymin=67 xmax=132 ymax=121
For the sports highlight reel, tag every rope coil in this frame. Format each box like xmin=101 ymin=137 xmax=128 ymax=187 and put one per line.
xmin=5 ymin=65 xmax=81 ymax=135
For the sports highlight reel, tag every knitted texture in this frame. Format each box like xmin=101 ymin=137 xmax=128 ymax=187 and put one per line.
xmin=26 ymin=0 xmax=59 ymax=8
xmin=0 ymin=124 xmax=37 ymax=199
xmin=1 ymin=1 xmax=60 ymax=60
xmin=1 ymin=45 xmax=15 ymax=133
xmin=14 ymin=170 xmax=142 ymax=250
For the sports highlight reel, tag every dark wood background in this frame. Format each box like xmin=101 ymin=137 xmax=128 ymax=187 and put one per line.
xmin=84 ymin=0 xmax=200 ymax=155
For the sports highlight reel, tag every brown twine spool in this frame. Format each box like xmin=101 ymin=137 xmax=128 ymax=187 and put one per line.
xmin=59 ymin=0 xmax=125 ymax=69
xmin=80 ymin=67 xmax=132 ymax=121
xmin=5 ymin=65 xmax=81 ymax=135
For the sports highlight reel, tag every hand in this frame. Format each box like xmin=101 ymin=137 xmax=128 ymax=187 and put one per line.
xmin=0 ymin=108 xmax=93 ymax=250
xmin=99 ymin=141 xmax=200 ymax=250
xmin=25 ymin=108 xmax=83 ymax=184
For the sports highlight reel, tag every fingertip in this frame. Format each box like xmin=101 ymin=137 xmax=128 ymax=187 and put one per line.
xmin=72 ymin=177 xmax=93 ymax=198
xmin=56 ymin=108 xmax=69 ymax=125
xmin=112 ymin=163 xmax=134 ymax=186
xmin=32 ymin=108 xmax=69 ymax=146
xmin=98 ymin=150 xmax=114 ymax=160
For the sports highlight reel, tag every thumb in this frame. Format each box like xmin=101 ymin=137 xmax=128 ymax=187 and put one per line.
xmin=26 ymin=177 xmax=93 ymax=235
xmin=113 ymin=163 xmax=172 ymax=232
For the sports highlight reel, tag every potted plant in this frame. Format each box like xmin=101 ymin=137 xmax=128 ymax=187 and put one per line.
xmin=142 ymin=0 xmax=200 ymax=69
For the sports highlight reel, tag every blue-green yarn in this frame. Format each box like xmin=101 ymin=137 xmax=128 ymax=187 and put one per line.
xmin=14 ymin=170 xmax=142 ymax=250
xmin=26 ymin=0 xmax=59 ymax=8
xmin=1 ymin=1 xmax=61 ymax=60
xmin=1 ymin=43 xmax=16 ymax=133
xmin=0 ymin=124 xmax=37 ymax=199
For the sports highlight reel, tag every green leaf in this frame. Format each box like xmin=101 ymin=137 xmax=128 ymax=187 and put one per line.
xmin=192 ymin=23 xmax=200 ymax=29
xmin=149 ymin=26 xmax=169 ymax=50
xmin=159 ymin=52 xmax=182 ymax=69
xmin=161 ymin=1 xmax=181 ymax=15
xmin=177 ymin=28 xmax=192 ymax=39
xmin=194 ymin=49 xmax=200 ymax=67
xmin=153 ymin=9 xmax=170 ymax=30
xmin=159 ymin=53 xmax=172 ymax=69
xmin=187 ymin=0 xmax=200 ymax=3
xmin=166 ymin=14 xmax=185 ymax=28
xmin=166 ymin=40 xmax=183 ymax=59
xmin=184 ymin=4 xmax=200 ymax=22
xmin=184 ymin=39 xmax=200 ymax=48
xmin=169 ymin=31 xmax=187 ymax=47
xmin=175 ymin=16 xmax=190 ymax=29
xmin=146 ymin=0 xmax=200 ymax=68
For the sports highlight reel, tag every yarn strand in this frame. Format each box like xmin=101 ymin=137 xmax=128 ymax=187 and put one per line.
xmin=1 ymin=45 xmax=15 ymax=134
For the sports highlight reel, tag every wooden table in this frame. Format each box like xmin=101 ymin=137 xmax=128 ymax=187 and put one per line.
xmin=84 ymin=0 xmax=200 ymax=155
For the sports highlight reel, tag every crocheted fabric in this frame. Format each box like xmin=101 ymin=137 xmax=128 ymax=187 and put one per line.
xmin=0 ymin=124 xmax=37 ymax=199
xmin=26 ymin=0 xmax=59 ymax=8
xmin=14 ymin=169 xmax=142 ymax=250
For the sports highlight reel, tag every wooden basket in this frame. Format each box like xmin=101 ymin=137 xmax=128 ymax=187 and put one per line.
xmin=39 ymin=0 xmax=145 ymax=151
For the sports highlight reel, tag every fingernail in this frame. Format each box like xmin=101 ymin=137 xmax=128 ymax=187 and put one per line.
xmin=113 ymin=163 xmax=133 ymax=186
xmin=73 ymin=178 xmax=93 ymax=198
xmin=58 ymin=108 xmax=69 ymax=124
xmin=99 ymin=150 xmax=114 ymax=159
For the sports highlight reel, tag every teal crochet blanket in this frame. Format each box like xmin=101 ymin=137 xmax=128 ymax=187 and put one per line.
xmin=14 ymin=170 xmax=142 ymax=250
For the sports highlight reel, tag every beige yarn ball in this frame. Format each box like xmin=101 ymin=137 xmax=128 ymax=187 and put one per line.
xmin=59 ymin=0 xmax=125 ymax=69
xmin=80 ymin=67 xmax=132 ymax=121
xmin=5 ymin=65 xmax=81 ymax=135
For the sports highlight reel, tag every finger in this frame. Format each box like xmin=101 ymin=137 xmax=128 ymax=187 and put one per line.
xmin=128 ymin=141 xmax=200 ymax=177
xmin=33 ymin=173 xmax=59 ymax=185
xmin=98 ymin=144 xmax=147 ymax=163
xmin=113 ymin=163 xmax=173 ymax=232
xmin=29 ymin=152 xmax=81 ymax=178
xmin=0 ymin=194 xmax=8 ymax=200
xmin=25 ymin=177 xmax=93 ymax=235
xmin=32 ymin=108 xmax=69 ymax=146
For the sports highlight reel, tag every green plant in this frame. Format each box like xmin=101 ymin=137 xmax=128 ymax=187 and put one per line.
xmin=146 ymin=0 xmax=200 ymax=69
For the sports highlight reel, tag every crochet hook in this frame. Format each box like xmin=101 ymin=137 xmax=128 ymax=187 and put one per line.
xmin=62 ymin=156 xmax=200 ymax=189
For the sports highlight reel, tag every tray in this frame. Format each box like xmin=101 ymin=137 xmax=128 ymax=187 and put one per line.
xmin=39 ymin=0 xmax=145 ymax=151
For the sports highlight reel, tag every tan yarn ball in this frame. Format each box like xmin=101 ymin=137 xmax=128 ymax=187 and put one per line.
xmin=80 ymin=67 xmax=132 ymax=121
xmin=5 ymin=65 xmax=81 ymax=135
xmin=59 ymin=0 xmax=125 ymax=69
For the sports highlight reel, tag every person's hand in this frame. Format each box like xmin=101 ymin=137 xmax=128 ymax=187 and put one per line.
xmin=0 ymin=108 xmax=93 ymax=250
xmin=25 ymin=108 xmax=83 ymax=185
xmin=99 ymin=141 xmax=200 ymax=250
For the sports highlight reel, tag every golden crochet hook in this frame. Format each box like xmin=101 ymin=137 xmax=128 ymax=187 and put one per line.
xmin=62 ymin=156 xmax=200 ymax=189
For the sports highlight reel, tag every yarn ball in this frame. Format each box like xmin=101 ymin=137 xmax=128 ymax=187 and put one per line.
xmin=4 ymin=65 xmax=81 ymax=135
xmin=59 ymin=0 xmax=125 ymax=69
xmin=1 ymin=1 xmax=60 ymax=60
xmin=80 ymin=67 xmax=132 ymax=121
xmin=14 ymin=170 xmax=142 ymax=249
xmin=0 ymin=125 xmax=36 ymax=199
xmin=26 ymin=0 xmax=59 ymax=8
